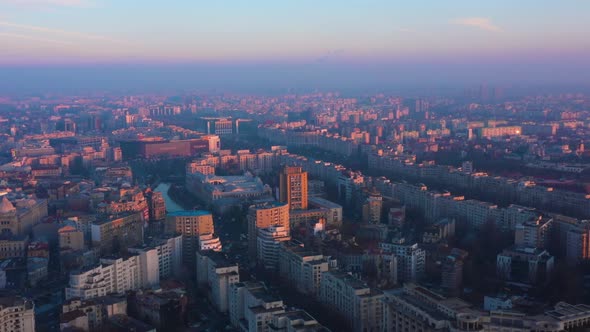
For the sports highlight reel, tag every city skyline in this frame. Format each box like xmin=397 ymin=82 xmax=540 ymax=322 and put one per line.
xmin=3 ymin=2 xmax=590 ymax=331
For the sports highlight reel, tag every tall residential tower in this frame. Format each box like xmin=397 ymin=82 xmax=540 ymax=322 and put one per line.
xmin=279 ymin=166 xmax=308 ymax=210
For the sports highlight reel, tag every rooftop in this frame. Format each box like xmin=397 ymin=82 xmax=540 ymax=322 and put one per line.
xmin=167 ymin=210 xmax=211 ymax=217
xmin=546 ymin=303 xmax=590 ymax=320
xmin=0 ymin=295 xmax=32 ymax=309
xmin=249 ymin=287 xmax=282 ymax=304
xmin=249 ymin=201 xmax=288 ymax=210
xmin=326 ymin=270 xmax=370 ymax=290
xmin=396 ymin=293 xmax=449 ymax=321
xmin=108 ymin=314 xmax=155 ymax=332
xmin=308 ymin=197 xmax=342 ymax=209
xmin=93 ymin=211 xmax=140 ymax=225
xmin=200 ymin=251 xmax=238 ymax=268
xmin=249 ymin=305 xmax=285 ymax=314
xmin=278 ymin=310 xmax=316 ymax=323
xmin=0 ymin=196 xmax=16 ymax=213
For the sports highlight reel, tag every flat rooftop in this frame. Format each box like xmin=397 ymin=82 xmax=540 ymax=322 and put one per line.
xmin=326 ymin=270 xmax=369 ymax=290
xmin=308 ymin=197 xmax=342 ymax=209
xmin=167 ymin=210 xmax=211 ymax=217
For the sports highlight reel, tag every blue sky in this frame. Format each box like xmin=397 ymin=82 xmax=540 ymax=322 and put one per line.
xmin=0 ymin=0 xmax=588 ymax=91
xmin=1 ymin=0 xmax=588 ymax=64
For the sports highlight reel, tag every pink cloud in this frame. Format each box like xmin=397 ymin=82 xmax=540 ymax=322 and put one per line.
xmin=451 ymin=17 xmax=502 ymax=32
xmin=0 ymin=0 xmax=93 ymax=7
xmin=0 ymin=21 xmax=123 ymax=43
xmin=0 ymin=31 xmax=73 ymax=45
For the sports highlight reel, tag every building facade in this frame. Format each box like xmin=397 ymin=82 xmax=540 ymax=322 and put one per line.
xmin=0 ymin=296 xmax=35 ymax=332
xmin=91 ymin=212 xmax=144 ymax=254
xmin=65 ymin=255 xmax=143 ymax=300
xmin=280 ymin=166 xmax=308 ymax=210
xmin=318 ymin=271 xmax=384 ymax=332
xmin=247 ymin=202 xmax=290 ymax=259
xmin=166 ymin=210 xmax=214 ymax=266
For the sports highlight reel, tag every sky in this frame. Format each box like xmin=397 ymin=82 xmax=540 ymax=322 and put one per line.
xmin=0 ymin=0 xmax=589 ymax=92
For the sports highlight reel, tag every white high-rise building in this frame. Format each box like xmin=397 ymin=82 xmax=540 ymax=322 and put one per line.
xmin=150 ymin=234 xmax=183 ymax=279
xmin=65 ymin=255 xmax=143 ymax=300
xmin=278 ymin=242 xmax=336 ymax=296
xmin=128 ymin=235 xmax=183 ymax=286
xmin=127 ymin=247 xmax=160 ymax=288
xmin=380 ymin=238 xmax=425 ymax=282
xmin=196 ymin=251 xmax=240 ymax=313
xmin=257 ymin=226 xmax=291 ymax=270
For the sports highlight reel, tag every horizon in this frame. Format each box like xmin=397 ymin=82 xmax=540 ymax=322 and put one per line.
xmin=1 ymin=0 xmax=589 ymax=93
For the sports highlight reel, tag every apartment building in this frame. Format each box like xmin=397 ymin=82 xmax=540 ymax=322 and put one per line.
xmin=65 ymin=255 xmax=144 ymax=300
xmin=229 ymin=281 xmax=286 ymax=332
xmin=0 ymin=234 xmax=27 ymax=259
xmin=195 ymin=251 xmax=240 ymax=313
xmin=166 ymin=210 xmax=214 ymax=266
xmin=280 ymin=166 xmax=308 ymax=210
xmin=318 ymin=270 xmax=384 ymax=332
xmin=380 ymin=239 xmax=425 ymax=283
xmin=91 ymin=212 xmax=144 ymax=254
xmin=247 ymin=201 xmax=289 ymax=259
xmin=257 ymin=226 xmax=291 ymax=270
xmin=60 ymin=295 xmax=127 ymax=331
xmin=278 ymin=242 xmax=336 ymax=296
xmin=268 ymin=310 xmax=329 ymax=332
xmin=145 ymin=234 xmax=183 ymax=279
xmin=0 ymin=296 xmax=35 ymax=332
xmin=384 ymin=284 xmax=590 ymax=332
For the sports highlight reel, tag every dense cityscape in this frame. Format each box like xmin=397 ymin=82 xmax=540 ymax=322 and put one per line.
xmin=0 ymin=88 xmax=590 ymax=331
xmin=2 ymin=0 xmax=590 ymax=331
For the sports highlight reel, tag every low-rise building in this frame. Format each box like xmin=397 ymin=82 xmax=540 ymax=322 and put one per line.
xmin=497 ymin=246 xmax=554 ymax=286
xmin=0 ymin=233 xmax=27 ymax=259
xmin=384 ymin=284 xmax=590 ymax=332
xmin=26 ymin=257 xmax=48 ymax=287
xmin=308 ymin=197 xmax=343 ymax=227
xmin=0 ymin=295 xmax=35 ymax=332
xmin=186 ymin=171 xmax=272 ymax=213
xmin=268 ymin=310 xmax=329 ymax=332
xmin=0 ymin=196 xmax=48 ymax=236
xmin=58 ymin=224 xmax=85 ymax=251
xmin=128 ymin=290 xmax=187 ymax=331
xmin=61 ymin=295 xmax=127 ymax=331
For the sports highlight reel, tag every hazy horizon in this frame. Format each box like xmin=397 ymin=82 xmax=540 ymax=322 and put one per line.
xmin=1 ymin=61 xmax=589 ymax=95
xmin=1 ymin=0 xmax=589 ymax=94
